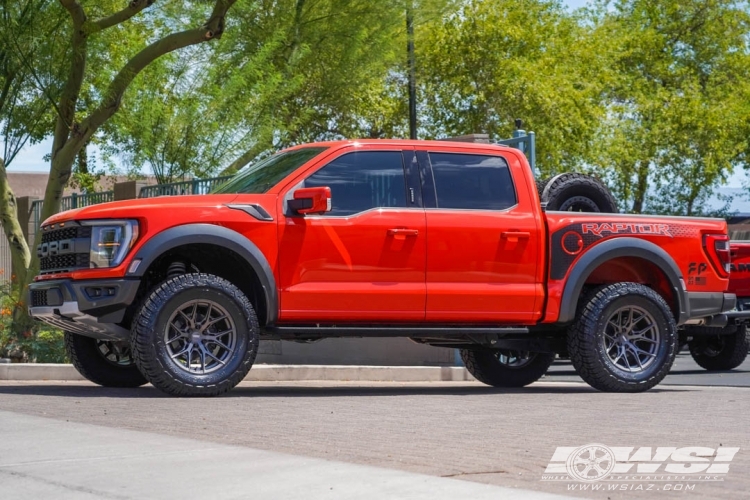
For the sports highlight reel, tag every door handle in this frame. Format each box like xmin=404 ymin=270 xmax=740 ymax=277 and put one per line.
xmin=388 ymin=228 xmax=419 ymax=237
xmin=502 ymin=231 xmax=530 ymax=242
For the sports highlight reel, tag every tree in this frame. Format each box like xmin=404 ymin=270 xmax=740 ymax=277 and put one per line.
xmin=0 ymin=0 xmax=66 ymax=289
xmin=0 ymin=0 xmax=240 ymax=342
xmin=415 ymin=0 xmax=610 ymax=177
xmin=591 ymin=0 xmax=750 ymax=215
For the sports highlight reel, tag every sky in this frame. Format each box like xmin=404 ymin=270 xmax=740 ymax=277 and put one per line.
xmin=6 ymin=0 xmax=748 ymax=210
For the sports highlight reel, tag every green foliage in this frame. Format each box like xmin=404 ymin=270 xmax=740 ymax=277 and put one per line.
xmin=590 ymin=0 xmax=750 ymax=215
xmin=417 ymin=0 xmax=610 ymax=177
xmin=0 ymin=281 xmax=66 ymax=363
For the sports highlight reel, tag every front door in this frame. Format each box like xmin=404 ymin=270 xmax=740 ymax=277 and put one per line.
xmin=419 ymin=149 xmax=541 ymax=323
xmin=277 ymin=148 xmax=426 ymax=322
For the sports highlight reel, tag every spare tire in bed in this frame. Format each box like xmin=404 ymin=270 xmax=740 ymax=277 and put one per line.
xmin=541 ymin=173 xmax=618 ymax=213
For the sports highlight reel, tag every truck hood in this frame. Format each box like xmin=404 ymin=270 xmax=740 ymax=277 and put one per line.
xmin=42 ymin=194 xmax=251 ymax=225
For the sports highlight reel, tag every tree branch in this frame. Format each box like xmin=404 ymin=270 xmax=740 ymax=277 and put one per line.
xmin=66 ymin=0 xmax=237 ymax=151
xmin=52 ymin=0 xmax=88 ymax=158
xmin=90 ymin=0 xmax=155 ymax=33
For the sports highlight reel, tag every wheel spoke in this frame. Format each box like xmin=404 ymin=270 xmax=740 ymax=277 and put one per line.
xmin=177 ymin=309 xmax=193 ymax=328
xmin=198 ymin=346 xmax=206 ymax=373
xmin=200 ymin=315 xmax=228 ymax=333
xmin=171 ymin=343 xmax=191 ymax=360
xmin=164 ymin=299 xmax=238 ymax=376
xmin=631 ymin=344 xmax=657 ymax=358
xmin=201 ymin=345 xmax=226 ymax=365
xmin=627 ymin=344 xmax=645 ymax=369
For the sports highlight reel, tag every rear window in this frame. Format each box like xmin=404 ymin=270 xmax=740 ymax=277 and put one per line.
xmin=428 ymin=153 xmax=516 ymax=210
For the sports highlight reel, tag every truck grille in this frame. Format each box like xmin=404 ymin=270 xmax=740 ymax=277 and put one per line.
xmin=37 ymin=225 xmax=92 ymax=274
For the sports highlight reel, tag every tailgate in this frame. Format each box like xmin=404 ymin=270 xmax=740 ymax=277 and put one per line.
xmin=729 ymin=241 xmax=750 ymax=298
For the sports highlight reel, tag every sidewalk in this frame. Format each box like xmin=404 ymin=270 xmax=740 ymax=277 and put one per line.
xmin=0 ymin=409 xmax=576 ymax=500
xmin=0 ymin=363 xmax=474 ymax=382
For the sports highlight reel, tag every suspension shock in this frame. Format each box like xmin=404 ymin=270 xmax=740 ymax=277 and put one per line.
xmin=166 ymin=261 xmax=187 ymax=279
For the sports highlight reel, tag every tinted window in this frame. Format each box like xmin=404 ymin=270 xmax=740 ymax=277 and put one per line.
xmin=428 ymin=153 xmax=516 ymax=210
xmin=213 ymin=147 xmax=326 ymax=194
xmin=304 ymin=151 xmax=407 ymax=216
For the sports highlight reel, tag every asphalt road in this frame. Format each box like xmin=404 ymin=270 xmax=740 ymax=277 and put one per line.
xmin=546 ymin=350 xmax=750 ymax=387
xmin=0 ymin=372 xmax=748 ymax=499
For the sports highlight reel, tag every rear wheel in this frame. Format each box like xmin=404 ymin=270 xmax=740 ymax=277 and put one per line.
xmin=567 ymin=283 xmax=677 ymax=392
xmin=132 ymin=273 xmax=259 ymax=397
xmin=461 ymin=348 xmax=555 ymax=387
xmin=65 ymin=333 xmax=148 ymax=388
xmin=687 ymin=325 xmax=749 ymax=371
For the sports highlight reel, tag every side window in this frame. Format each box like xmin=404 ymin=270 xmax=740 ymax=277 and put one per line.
xmin=428 ymin=153 xmax=516 ymax=210
xmin=304 ymin=151 xmax=407 ymax=216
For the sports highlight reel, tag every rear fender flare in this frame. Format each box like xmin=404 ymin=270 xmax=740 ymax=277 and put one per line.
xmin=128 ymin=224 xmax=278 ymax=325
xmin=557 ymin=237 xmax=687 ymax=325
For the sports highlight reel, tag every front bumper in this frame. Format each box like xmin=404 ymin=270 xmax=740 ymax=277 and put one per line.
xmin=28 ymin=279 xmax=140 ymax=341
xmin=684 ymin=292 xmax=737 ymax=327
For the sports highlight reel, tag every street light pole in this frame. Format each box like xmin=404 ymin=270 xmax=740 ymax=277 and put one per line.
xmin=406 ymin=4 xmax=417 ymax=140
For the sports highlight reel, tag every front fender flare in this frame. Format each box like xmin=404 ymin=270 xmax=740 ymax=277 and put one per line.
xmin=128 ymin=224 xmax=278 ymax=325
xmin=557 ymin=237 xmax=688 ymax=325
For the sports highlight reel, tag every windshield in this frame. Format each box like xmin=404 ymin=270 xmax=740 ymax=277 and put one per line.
xmin=212 ymin=147 xmax=327 ymax=194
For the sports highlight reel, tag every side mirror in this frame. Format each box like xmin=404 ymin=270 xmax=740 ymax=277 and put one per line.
xmin=290 ymin=186 xmax=332 ymax=215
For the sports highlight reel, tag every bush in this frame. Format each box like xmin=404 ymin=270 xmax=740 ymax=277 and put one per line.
xmin=0 ymin=280 xmax=67 ymax=363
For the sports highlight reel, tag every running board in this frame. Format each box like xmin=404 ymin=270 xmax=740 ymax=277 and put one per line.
xmin=263 ymin=325 xmax=529 ymax=340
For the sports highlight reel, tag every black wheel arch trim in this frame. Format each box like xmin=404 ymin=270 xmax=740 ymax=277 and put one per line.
xmin=557 ymin=237 xmax=688 ymax=325
xmin=128 ymin=224 xmax=278 ymax=326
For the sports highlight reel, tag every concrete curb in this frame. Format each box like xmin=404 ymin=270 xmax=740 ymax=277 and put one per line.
xmin=0 ymin=363 xmax=474 ymax=382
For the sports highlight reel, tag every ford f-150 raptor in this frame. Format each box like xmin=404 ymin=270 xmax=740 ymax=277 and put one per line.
xmin=29 ymin=139 xmax=736 ymax=396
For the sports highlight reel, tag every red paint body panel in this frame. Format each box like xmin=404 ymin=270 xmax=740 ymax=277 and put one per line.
xmin=277 ymin=208 xmax=427 ymax=321
xmin=543 ymin=212 xmax=729 ymax=323
xmin=729 ymin=242 xmax=750 ymax=297
xmin=422 ymin=147 xmax=543 ymax=323
xmin=35 ymin=139 xmax=731 ymax=327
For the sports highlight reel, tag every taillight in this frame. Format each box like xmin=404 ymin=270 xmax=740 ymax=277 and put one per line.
xmin=704 ymin=234 xmax=730 ymax=278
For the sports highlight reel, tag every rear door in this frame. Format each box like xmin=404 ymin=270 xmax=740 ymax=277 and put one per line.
xmin=419 ymin=148 xmax=541 ymax=323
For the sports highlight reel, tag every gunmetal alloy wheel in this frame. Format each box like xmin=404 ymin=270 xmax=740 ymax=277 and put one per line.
xmin=164 ymin=300 xmax=238 ymax=375
xmin=567 ymin=282 xmax=677 ymax=393
xmin=496 ymin=350 xmax=535 ymax=368
xmin=65 ymin=333 xmax=148 ymax=388
xmin=96 ymin=340 xmax=135 ymax=367
xmin=602 ymin=306 xmax=661 ymax=373
xmin=687 ymin=325 xmax=750 ymax=371
xmin=461 ymin=348 xmax=555 ymax=387
xmin=132 ymin=273 xmax=259 ymax=397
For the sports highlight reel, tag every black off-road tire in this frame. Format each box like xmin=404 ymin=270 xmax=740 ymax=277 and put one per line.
xmin=567 ymin=283 xmax=677 ymax=392
xmin=543 ymin=173 xmax=618 ymax=213
xmin=461 ymin=349 xmax=555 ymax=387
xmin=687 ymin=325 xmax=749 ymax=371
xmin=535 ymin=178 xmax=549 ymax=200
xmin=65 ymin=332 xmax=148 ymax=388
xmin=132 ymin=273 xmax=259 ymax=397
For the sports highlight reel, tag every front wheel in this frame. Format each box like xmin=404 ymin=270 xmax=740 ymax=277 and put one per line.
xmin=687 ymin=325 xmax=749 ymax=371
xmin=132 ymin=273 xmax=259 ymax=397
xmin=65 ymin=333 xmax=148 ymax=387
xmin=567 ymin=283 xmax=677 ymax=392
xmin=461 ymin=348 xmax=555 ymax=387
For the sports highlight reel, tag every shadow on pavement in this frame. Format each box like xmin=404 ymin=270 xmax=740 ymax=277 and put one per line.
xmin=0 ymin=381 xmax=692 ymax=398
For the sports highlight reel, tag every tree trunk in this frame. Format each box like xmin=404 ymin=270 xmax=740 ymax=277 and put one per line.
xmin=0 ymin=157 xmax=34 ymax=340
xmin=631 ymin=160 xmax=649 ymax=214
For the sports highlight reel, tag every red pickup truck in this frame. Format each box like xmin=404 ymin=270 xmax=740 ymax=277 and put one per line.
xmin=29 ymin=140 xmax=735 ymax=396
xmin=682 ymin=241 xmax=750 ymax=370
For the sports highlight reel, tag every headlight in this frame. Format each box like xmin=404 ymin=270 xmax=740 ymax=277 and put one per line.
xmin=81 ymin=220 xmax=139 ymax=268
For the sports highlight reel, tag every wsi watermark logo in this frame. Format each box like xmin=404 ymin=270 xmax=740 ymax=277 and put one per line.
xmin=541 ymin=444 xmax=739 ymax=492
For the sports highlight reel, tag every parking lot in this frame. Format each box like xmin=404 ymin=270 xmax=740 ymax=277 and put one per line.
xmin=0 ymin=352 xmax=747 ymax=499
